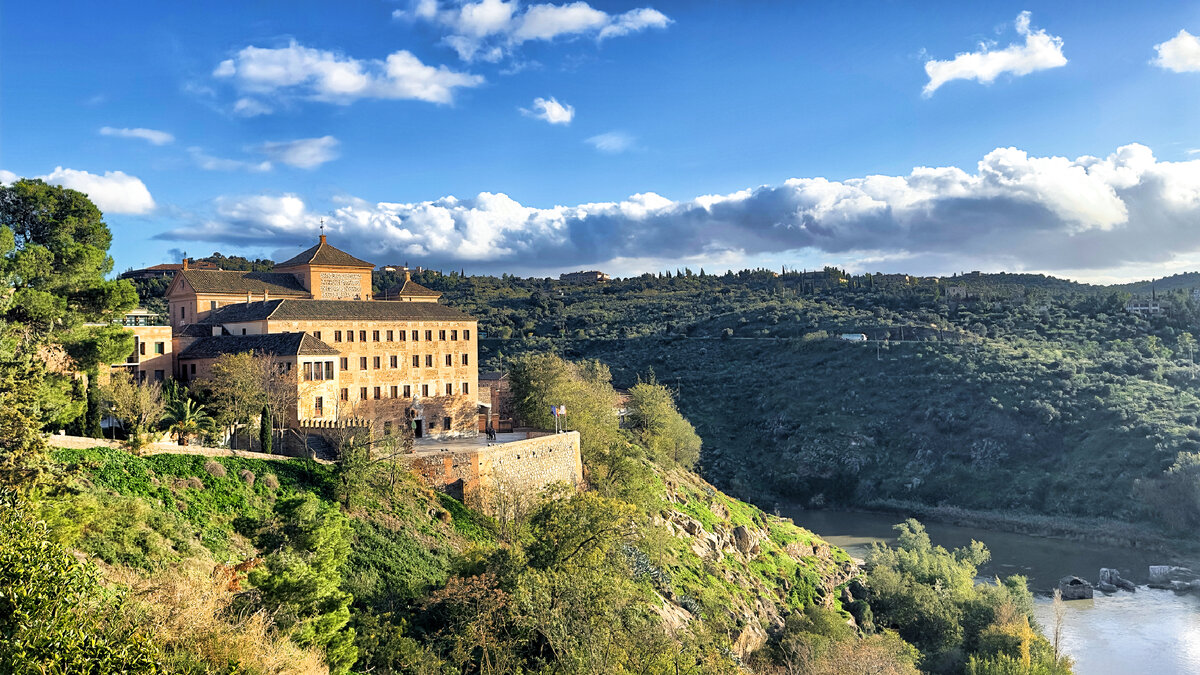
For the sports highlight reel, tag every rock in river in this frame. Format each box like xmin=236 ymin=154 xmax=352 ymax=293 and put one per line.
xmin=1059 ymin=575 xmax=1094 ymax=600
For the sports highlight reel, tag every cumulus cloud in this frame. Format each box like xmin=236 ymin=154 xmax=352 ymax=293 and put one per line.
xmin=99 ymin=126 xmax=175 ymax=146
xmin=0 ymin=170 xmax=18 ymax=185
xmin=586 ymin=131 xmax=635 ymax=153
xmin=39 ymin=167 xmax=155 ymax=214
xmin=521 ymin=96 xmax=574 ymax=124
xmin=254 ymin=136 xmax=340 ymax=169
xmin=213 ymin=40 xmax=484 ymax=107
xmin=155 ymin=143 xmax=1200 ymax=279
xmin=1153 ymin=29 xmax=1200 ymax=72
xmin=396 ymin=0 xmax=671 ymax=62
xmin=923 ymin=11 xmax=1066 ymax=96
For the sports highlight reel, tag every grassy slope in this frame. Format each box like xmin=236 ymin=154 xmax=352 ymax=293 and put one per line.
xmin=50 ymin=445 xmax=857 ymax=658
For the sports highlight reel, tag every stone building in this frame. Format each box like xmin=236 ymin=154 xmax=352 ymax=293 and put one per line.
xmin=131 ymin=235 xmax=481 ymax=439
xmin=559 ymin=270 xmax=610 ymax=283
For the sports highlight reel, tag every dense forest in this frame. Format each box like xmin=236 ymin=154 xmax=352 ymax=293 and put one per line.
xmin=378 ymin=266 xmax=1200 ymax=539
xmin=4 ymin=183 xmax=1076 ymax=672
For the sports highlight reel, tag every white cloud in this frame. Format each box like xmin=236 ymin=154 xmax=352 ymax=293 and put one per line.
xmin=0 ymin=170 xmax=18 ymax=185
xmin=253 ymin=136 xmax=340 ymax=169
xmin=214 ymin=40 xmax=484 ymax=108
xmin=233 ymin=97 xmax=273 ymax=117
xmin=157 ymin=143 xmax=1200 ymax=280
xmin=586 ymin=131 xmax=635 ymax=153
xmin=39 ymin=167 xmax=155 ymax=215
xmin=521 ymin=96 xmax=574 ymax=124
xmin=1153 ymin=29 xmax=1200 ymax=73
xmin=189 ymin=147 xmax=272 ymax=173
xmin=398 ymin=1 xmax=671 ymax=62
xmin=923 ymin=11 xmax=1066 ymax=96
xmin=99 ymin=126 xmax=175 ymax=146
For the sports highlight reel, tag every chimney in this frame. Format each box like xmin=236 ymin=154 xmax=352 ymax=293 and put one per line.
xmin=263 ymin=290 xmax=269 ymax=303
xmin=245 ymin=291 xmax=252 ymax=304
xmin=183 ymin=258 xmax=189 ymax=270
xmin=319 ymin=233 xmax=327 ymax=245
xmin=403 ymin=267 xmax=411 ymax=282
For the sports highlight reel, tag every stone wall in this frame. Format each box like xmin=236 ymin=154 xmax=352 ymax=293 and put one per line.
xmin=404 ymin=431 xmax=582 ymax=511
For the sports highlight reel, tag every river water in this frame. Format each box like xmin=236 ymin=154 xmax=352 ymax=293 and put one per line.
xmin=781 ymin=508 xmax=1200 ymax=675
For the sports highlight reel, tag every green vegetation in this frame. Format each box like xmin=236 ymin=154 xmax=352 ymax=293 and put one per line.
xmin=405 ymin=268 xmax=1200 ymax=535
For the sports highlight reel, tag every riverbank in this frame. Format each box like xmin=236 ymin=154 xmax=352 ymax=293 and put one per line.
xmin=856 ymin=499 xmax=1200 ymax=561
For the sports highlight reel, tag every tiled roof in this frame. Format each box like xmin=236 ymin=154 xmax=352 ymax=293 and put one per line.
xmin=274 ymin=238 xmax=374 ymax=269
xmin=178 ymin=332 xmax=340 ymax=360
xmin=178 ymin=270 xmax=310 ymax=297
xmin=175 ymin=323 xmax=222 ymax=338
xmin=479 ymin=371 xmax=505 ymax=381
xmin=201 ymin=298 xmax=475 ymax=323
xmin=396 ymin=279 xmax=442 ymax=298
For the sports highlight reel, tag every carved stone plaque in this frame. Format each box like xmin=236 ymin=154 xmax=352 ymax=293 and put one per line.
xmin=320 ymin=272 xmax=363 ymax=300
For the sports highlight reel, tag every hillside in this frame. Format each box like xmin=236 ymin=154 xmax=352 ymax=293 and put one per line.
xmin=416 ymin=269 xmax=1200 ymax=537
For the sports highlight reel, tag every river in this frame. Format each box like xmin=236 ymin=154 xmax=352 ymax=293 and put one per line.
xmin=782 ymin=508 xmax=1200 ymax=675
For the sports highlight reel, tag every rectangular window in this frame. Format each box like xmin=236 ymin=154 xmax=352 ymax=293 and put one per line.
xmin=304 ymin=362 xmax=314 ymax=381
xmin=335 ymin=330 xmax=342 ymax=342
xmin=179 ymin=307 xmax=185 ymax=319
xmin=384 ymin=421 xmax=392 ymax=436
xmin=373 ymin=330 xmax=380 ymax=342
xmin=325 ymin=361 xmax=334 ymax=379
xmin=463 ymin=382 xmax=470 ymax=395
xmin=451 ymin=330 xmax=458 ymax=340
xmin=347 ymin=330 xmax=354 ymax=342
xmin=411 ymin=330 xmax=419 ymax=341
xmin=374 ymin=387 xmax=381 ymax=400
xmin=360 ymin=387 xmax=368 ymax=400
xmin=464 ymin=329 xmax=470 ymax=341
xmin=315 ymin=397 xmax=324 ymax=416
xmin=443 ymin=416 xmax=451 ymax=430
xmin=314 ymin=331 xmax=321 ymax=341
xmin=399 ymin=330 xmax=406 ymax=341
xmin=241 ymin=328 xmax=247 ymax=335
xmin=386 ymin=330 xmax=394 ymax=341
xmin=360 ymin=357 xmax=368 ymax=370
xmin=422 ymin=384 xmax=429 ymax=397
xmin=341 ymin=388 xmax=349 ymax=401
xmin=210 ymin=300 xmax=217 ymax=310
xmin=390 ymin=355 xmax=398 ymax=368
xmin=403 ymin=385 xmax=411 ymax=397
xmin=340 ymin=357 xmax=349 ymax=370
xmin=425 ymin=330 xmax=433 ymax=341
xmin=139 ymin=370 xmax=146 ymax=383
xmin=154 ymin=370 xmax=164 ymax=382
xmin=139 ymin=341 xmax=146 ymax=355
xmin=391 ymin=385 xmax=398 ymax=398
xmin=359 ymin=330 xmax=367 ymax=342
xmin=445 ymin=354 xmax=452 ymax=366
xmin=439 ymin=329 xmax=446 ymax=340
xmin=190 ymin=364 xmax=196 ymax=375
xmin=373 ymin=356 xmax=381 ymax=369
xmin=413 ymin=355 xmax=420 ymax=367
xmin=462 ymin=353 xmax=469 ymax=366
xmin=155 ymin=342 xmax=165 ymax=354
xmin=425 ymin=354 xmax=433 ymax=367
xmin=446 ymin=383 xmax=453 ymax=395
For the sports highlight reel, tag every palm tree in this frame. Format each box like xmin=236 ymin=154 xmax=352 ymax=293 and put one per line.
xmin=163 ymin=398 xmax=216 ymax=445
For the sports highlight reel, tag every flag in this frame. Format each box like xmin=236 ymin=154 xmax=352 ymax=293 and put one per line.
xmin=551 ymin=405 xmax=567 ymax=417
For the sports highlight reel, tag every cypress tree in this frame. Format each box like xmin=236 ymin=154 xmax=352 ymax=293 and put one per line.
xmin=259 ymin=405 xmax=272 ymax=455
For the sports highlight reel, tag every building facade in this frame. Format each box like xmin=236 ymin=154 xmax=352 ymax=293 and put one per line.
xmin=149 ymin=235 xmax=479 ymax=439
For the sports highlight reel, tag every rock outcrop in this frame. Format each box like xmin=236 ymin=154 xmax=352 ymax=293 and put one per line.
xmin=1148 ymin=566 xmax=1199 ymax=592
xmin=1058 ymin=575 xmax=1093 ymax=600
xmin=1098 ymin=568 xmax=1136 ymax=592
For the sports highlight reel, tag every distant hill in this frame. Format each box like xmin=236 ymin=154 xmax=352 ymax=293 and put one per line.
xmin=1110 ymin=271 xmax=1200 ymax=294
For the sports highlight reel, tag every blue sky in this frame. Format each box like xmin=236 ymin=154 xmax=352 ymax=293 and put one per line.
xmin=4 ymin=1 xmax=1200 ymax=281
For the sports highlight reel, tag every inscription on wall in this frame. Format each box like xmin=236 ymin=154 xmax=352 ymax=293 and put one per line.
xmin=320 ymin=272 xmax=363 ymax=300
